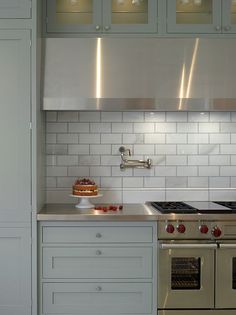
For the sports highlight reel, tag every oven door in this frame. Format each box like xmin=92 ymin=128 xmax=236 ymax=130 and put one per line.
xmin=158 ymin=242 xmax=216 ymax=309
xmin=216 ymin=242 xmax=236 ymax=308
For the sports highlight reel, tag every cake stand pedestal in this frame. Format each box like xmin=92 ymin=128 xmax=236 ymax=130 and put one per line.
xmin=70 ymin=194 xmax=103 ymax=209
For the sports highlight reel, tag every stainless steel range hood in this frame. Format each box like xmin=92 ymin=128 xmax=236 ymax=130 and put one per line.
xmin=43 ymin=38 xmax=236 ymax=111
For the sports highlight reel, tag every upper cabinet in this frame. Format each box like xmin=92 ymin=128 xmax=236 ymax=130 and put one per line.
xmin=167 ymin=0 xmax=236 ymax=34
xmin=45 ymin=0 xmax=157 ymax=34
xmin=0 ymin=0 xmax=32 ymax=18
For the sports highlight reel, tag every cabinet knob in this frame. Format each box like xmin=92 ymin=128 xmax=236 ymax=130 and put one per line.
xmin=96 ymin=286 xmax=102 ymax=291
xmin=95 ymin=25 xmax=101 ymax=31
xmin=215 ymin=25 xmax=221 ymax=31
xmin=224 ymin=26 xmax=231 ymax=32
xmin=96 ymin=233 xmax=102 ymax=238
xmin=104 ymin=25 xmax=110 ymax=31
xmin=96 ymin=250 xmax=102 ymax=255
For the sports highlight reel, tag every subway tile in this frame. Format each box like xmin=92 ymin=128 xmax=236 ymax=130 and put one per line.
xmin=199 ymin=166 xmax=219 ymax=176
xmin=188 ymin=112 xmax=209 ymax=122
xmin=231 ymin=134 xmax=236 ymax=143
xmin=209 ymin=155 xmax=230 ymax=166
xmin=177 ymin=166 xmax=198 ymax=176
xmin=199 ymin=144 xmax=219 ymax=155
xmin=133 ymin=123 xmax=154 ymax=133
xmin=166 ymin=189 xmax=208 ymax=201
xmin=90 ymin=166 xmax=111 ymax=177
xmin=78 ymin=155 xmax=100 ymax=166
xmin=67 ymin=166 xmax=90 ymax=177
xmin=188 ymin=155 xmax=208 ymax=166
xmin=209 ymin=177 xmax=230 ymax=188
xmin=188 ymin=134 xmax=208 ymax=144
xmin=47 ymin=166 xmax=67 ymax=177
xmin=166 ymin=155 xmax=187 ymax=166
xmin=146 ymin=155 xmax=166 ymax=166
xmin=144 ymin=177 xmax=165 ymax=188
xmin=79 ymin=134 xmax=100 ymax=144
xmin=112 ymin=123 xmax=133 ymax=133
xmin=145 ymin=112 xmax=165 ymax=122
xmin=57 ymin=134 xmax=78 ymax=144
xmin=166 ymin=177 xmax=188 ymax=188
xmin=231 ymin=112 xmax=236 ymax=121
xmin=221 ymin=145 xmax=236 ymax=154
xmin=112 ymin=144 xmax=133 ymax=155
xmin=90 ymin=123 xmax=111 ymax=133
xmin=166 ymin=112 xmax=187 ymax=122
xmin=155 ymin=123 xmax=176 ymax=133
xmin=220 ymin=166 xmax=236 ymax=176
xmin=101 ymin=177 xmax=122 ymax=188
xmin=221 ymin=123 xmax=236 ymax=132
xmin=210 ymin=112 xmax=230 ymax=122
xmin=122 ymin=134 xmax=144 ymax=144
xmin=79 ymin=112 xmax=100 ymax=122
xmin=97 ymin=190 xmax=122 ymax=204
xmin=123 ymin=112 xmax=144 ymax=122
xmin=46 ymin=191 xmax=74 ymax=204
xmin=123 ymin=177 xmax=143 ymax=188
xmin=46 ymin=155 xmax=57 ymax=166
xmin=188 ymin=177 xmax=208 ymax=188
xmin=199 ymin=123 xmax=219 ymax=133
xmin=57 ymin=155 xmax=78 ymax=166
xmin=58 ymin=112 xmax=79 ymax=122
xmin=231 ymin=177 xmax=236 ymax=188
xmin=166 ymin=134 xmax=187 ymax=144
xmin=156 ymin=144 xmax=176 ymax=155
xmin=68 ymin=145 xmax=89 ymax=155
xmin=46 ymin=134 xmax=57 ymax=144
xmin=46 ymin=177 xmax=57 ymax=188
xmin=101 ymin=134 xmax=122 ymax=144
xmin=155 ymin=166 xmax=176 ymax=177
xmin=112 ymin=166 xmax=133 ymax=177
xmin=231 ymin=155 xmax=236 ymax=165
xmin=46 ymin=144 xmax=68 ymax=155
xmin=177 ymin=123 xmax=198 ymax=133
xmin=133 ymin=144 xmax=155 ymax=155
xmin=210 ymin=134 xmax=230 ymax=144
xmin=47 ymin=122 xmax=67 ymax=133
xmin=57 ymin=177 xmax=77 ymax=188
xmin=46 ymin=111 xmax=57 ymax=122
xmin=177 ymin=144 xmax=198 ymax=155
xmin=68 ymin=123 xmax=89 ymax=133
xmin=123 ymin=190 xmax=165 ymax=203
xmin=101 ymin=155 xmax=120 ymax=166
xmin=90 ymin=144 xmax=111 ymax=155
xmin=209 ymin=190 xmax=236 ymax=201
xmin=101 ymin=112 xmax=122 ymax=122
xmin=144 ymin=134 xmax=165 ymax=144
xmin=133 ymin=168 xmax=155 ymax=176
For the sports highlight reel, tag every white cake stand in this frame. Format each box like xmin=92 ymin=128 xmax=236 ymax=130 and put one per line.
xmin=70 ymin=194 xmax=103 ymax=209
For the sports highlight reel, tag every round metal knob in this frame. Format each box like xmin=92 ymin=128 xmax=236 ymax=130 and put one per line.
xmin=177 ymin=224 xmax=186 ymax=234
xmin=199 ymin=224 xmax=209 ymax=234
xmin=95 ymin=25 xmax=101 ymax=31
xmin=212 ymin=226 xmax=222 ymax=238
xmin=224 ymin=26 xmax=231 ymax=32
xmin=104 ymin=25 xmax=110 ymax=31
xmin=96 ymin=233 xmax=102 ymax=238
xmin=215 ymin=25 xmax=221 ymax=31
xmin=166 ymin=224 xmax=175 ymax=234
xmin=96 ymin=250 xmax=102 ymax=255
xmin=96 ymin=286 xmax=102 ymax=291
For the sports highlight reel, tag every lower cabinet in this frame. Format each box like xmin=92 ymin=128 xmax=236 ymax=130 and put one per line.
xmin=0 ymin=226 xmax=31 ymax=315
xmin=39 ymin=221 xmax=157 ymax=315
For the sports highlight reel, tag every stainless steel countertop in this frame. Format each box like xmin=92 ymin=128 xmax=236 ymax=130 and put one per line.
xmin=37 ymin=202 xmax=236 ymax=222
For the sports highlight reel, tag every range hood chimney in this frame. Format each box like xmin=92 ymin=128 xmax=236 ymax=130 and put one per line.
xmin=43 ymin=37 xmax=236 ymax=111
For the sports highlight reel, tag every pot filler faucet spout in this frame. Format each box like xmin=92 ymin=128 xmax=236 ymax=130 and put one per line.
xmin=119 ymin=146 xmax=152 ymax=170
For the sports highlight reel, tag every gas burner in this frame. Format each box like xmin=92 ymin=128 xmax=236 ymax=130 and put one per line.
xmin=213 ymin=201 xmax=236 ymax=210
xmin=150 ymin=201 xmax=198 ymax=214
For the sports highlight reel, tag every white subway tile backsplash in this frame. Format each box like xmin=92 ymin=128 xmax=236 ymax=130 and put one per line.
xmin=145 ymin=112 xmax=165 ymax=122
xmin=68 ymin=144 xmax=89 ymax=155
xmin=90 ymin=123 xmax=111 ymax=133
xmin=46 ymin=177 xmax=57 ymax=188
xmin=166 ymin=177 xmax=188 ymax=188
xmin=210 ymin=134 xmax=230 ymax=144
xmin=156 ymin=144 xmax=176 ymax=155
xmin=166 ymin=189 xmax=208 ymax=201
xmin=167 ymin=112 xmax=187 ymax=122
xmin=221 ymin=145 xmax=236 ymax=154
xmin=199 ymin=123 xmax=219 ymax=133
xmin=147 ymin=155 xmax=165 ymax=166
xmin=209 ymin=177 xmax=230 ymax=188
xmin=123 ymin=112 xmax=144 ymax=122
xmin=220 ymin=166 xmax=236 ymax=176
xmin=209 ymin=190 xmax=236 ymax=201
xmin=133 ymin=168 xmax=155 ymax=177
xmin=101 ymin=155 xmax=121 ymax=166
xmin=78 ymin=155 xmax=100 ymax=166
xmin=101 ymin=134 xmax=122 ymax=144
xmin=58 ymin=112 xmax=79 ymax=122
xmin=90 ymin=145 xmax=111 ymax=155
xmin=101 ymin=177 xmax=122 ymax=188
xmin=231 ymin=134 xmax=236 ymax=143
xmin=46 ymin=155 xmax=57 ymax=166
xmin=47 ymin=166 xmax=67 ymax=177
xmin=134 ymin=123 xmax=154 ymax=133
xmin=144 ymin=134 xmax=165 ymax=144
xmin=166 ymin=134 xmax=187 ymax=144
xmin=123 ymin=177 xmax=143 ymax=188
xmin=155 ymin=166 xmax=176 ymax=177
xmin=57 ymin=155 xmax=78 ymax=166
xmin=68 ymin=123 xmax=89 ymax=133
xmin=188 ymin=112 xmax=209 ymax=122
xmin=188 ymin=155 xmax=208 ymax=166
xmin=79 ymin=112 xmax=100 ymax=122
xmin=90 ymin=166 xmax=111 ymax=177
xmin=209 ymin=155 xmax=230 ymax=166
xmin=188 ymin=177 xmax=208 ymax=188
xmin=177 ymin=166 xmax=198 ymax=177
xmin=46 ymin=111 xmax=57 ymax=122
xmin=123 ymin=190 xmax=165 ymax=203
xmin=57 ymin=177 xmax=77 ymax=188
xmin=199 ymin=166 xmax=219 ymax=176
xmin=79 ymin=134 xmax=100 ymax=144
xmin=221 ymin=123 xmax=236 ymax=133
xmin=67 ymin=166 xmax=89 ymax=177
xmin=133 ymin=144 xmax=155 ymax=155
xmin=112 ymin=166 xmax=133 ymax=177
xmin=122 ymin=134 xmax=144 ymax=144
xmin=188 ymin=134 xmax=209 ymax=144
xmin=101 ymin=112 xmax=122 ymax=122
xmin=155 ymin=123 xmax=176 ymax=133
xmin=166 ymin=155 xmax=187 ymax=166
xmin=199 ymin=144 xmax=219 ymax=155
xmin=144 ymin=177 xmax=165 ymax=188
xmin=57 ymin=134 xmax=78 ymax=144
xmin=46 ymin=144 xmax=68 ymax=155
xmin=112 ymin=123 xmax=133 ymax=133
xmin=47 ymin=123 xmax=67 ymax=133
xmin=177 ymin=144 xmax=198 ymax=155
xmin=46 ymin=134 xmax=57 ymax=144
xmin=210 ymin=112 xmax=230 ymax=122
xmin=177 ymin=123 xmax=198 ymax=133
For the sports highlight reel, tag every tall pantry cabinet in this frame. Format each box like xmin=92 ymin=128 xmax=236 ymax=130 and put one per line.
xmin=0 ymin=1 xmax=44 ymax=315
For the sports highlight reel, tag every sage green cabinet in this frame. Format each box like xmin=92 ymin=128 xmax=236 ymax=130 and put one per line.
xmin=45 ymin=0 xmax=157 ymax=34
xmin=0 ymin=0 xmax=32 ymax=18
xmin=167 ymin=0 xmax=236 ymax=34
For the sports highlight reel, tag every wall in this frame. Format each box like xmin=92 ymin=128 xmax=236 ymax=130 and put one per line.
xmin=46 ymin=111 xmax=236 ymax=203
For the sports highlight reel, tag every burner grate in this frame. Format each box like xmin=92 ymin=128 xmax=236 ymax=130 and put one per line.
xmin=150 ymin=202 xmax=198 ymax=214
xmin=213 ymin=201 xmax=236 ymax=210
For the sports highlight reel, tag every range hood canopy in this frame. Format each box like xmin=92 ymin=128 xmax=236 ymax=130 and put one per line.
xmin=43 ymin=38 xmax=236 ymax=111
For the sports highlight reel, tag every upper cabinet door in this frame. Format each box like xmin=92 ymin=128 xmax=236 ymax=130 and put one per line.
xmin=167 ymin=0 xmax=222 ymax=33
xmin=46 ymin=0 xmax=102 ymax=33
xmin=222 ymin=0 xmax=236 ymax=33
xmin=102 ymin=0 xmax=157 ymax=33
xmin=0 ymin=0 xmax=31 ymax=18
xmin=0 ymin=30 xmax=31 ymax=221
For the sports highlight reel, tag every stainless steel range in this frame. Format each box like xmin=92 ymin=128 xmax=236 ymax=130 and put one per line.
xmin=148 ymin=201 xmax=236 ymax=315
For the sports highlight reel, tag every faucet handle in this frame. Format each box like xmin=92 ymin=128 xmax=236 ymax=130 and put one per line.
xmin=119 ymin=146 xmax=131 ymax=156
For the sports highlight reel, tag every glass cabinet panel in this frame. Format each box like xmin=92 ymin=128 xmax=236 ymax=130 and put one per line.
xmin=231 ymin=0 xmax=236 ymax=24
xmin=233 ymin=257 xmax=236 ymax=289
xmin=111 ymin=0 xmax=148 ymax=24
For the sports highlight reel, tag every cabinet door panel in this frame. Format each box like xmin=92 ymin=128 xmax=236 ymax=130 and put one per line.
xmin=0 ymin=0 xmax=31 ymax=18
xmin=222 ymin=0 xmax=236 ymax=33
xmin=0 ymin=227 xmax=31 ymax=315
xmin=0 ymin=30 xmax=31 ymax=221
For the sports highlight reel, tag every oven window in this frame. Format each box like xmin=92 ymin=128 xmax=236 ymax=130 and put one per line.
xmin=233 ymin=258 xmax=236 ymax=289
xmin=171 ymin=257 xmax=201 ymax=290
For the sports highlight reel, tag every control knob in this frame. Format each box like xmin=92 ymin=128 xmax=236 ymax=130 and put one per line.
xmin=212 ymin=226 xmax=222 ymax=238
xmin=177 ymin=224 xmax=186 ymax=234
xmin=166 ymin=224 xmax=175 ymax=234
xmin=199 ymin=225 xmax=209 ymax=234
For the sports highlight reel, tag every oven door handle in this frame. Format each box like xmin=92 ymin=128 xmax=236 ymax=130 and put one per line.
xmin=160 ymin=243 xmax=218 ymax=249
xmin=218 ymin=243 xmax=236 ymax=249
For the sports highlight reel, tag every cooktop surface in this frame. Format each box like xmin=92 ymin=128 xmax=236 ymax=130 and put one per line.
xmin=150 ymin=202 xmax=198 ymax=214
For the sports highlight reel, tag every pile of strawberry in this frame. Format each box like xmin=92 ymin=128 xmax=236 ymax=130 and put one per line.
xmin=94 ymin=205 xmax=123 ymax=212
xmin=76 ymin=178 xmax=95 ymax=185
